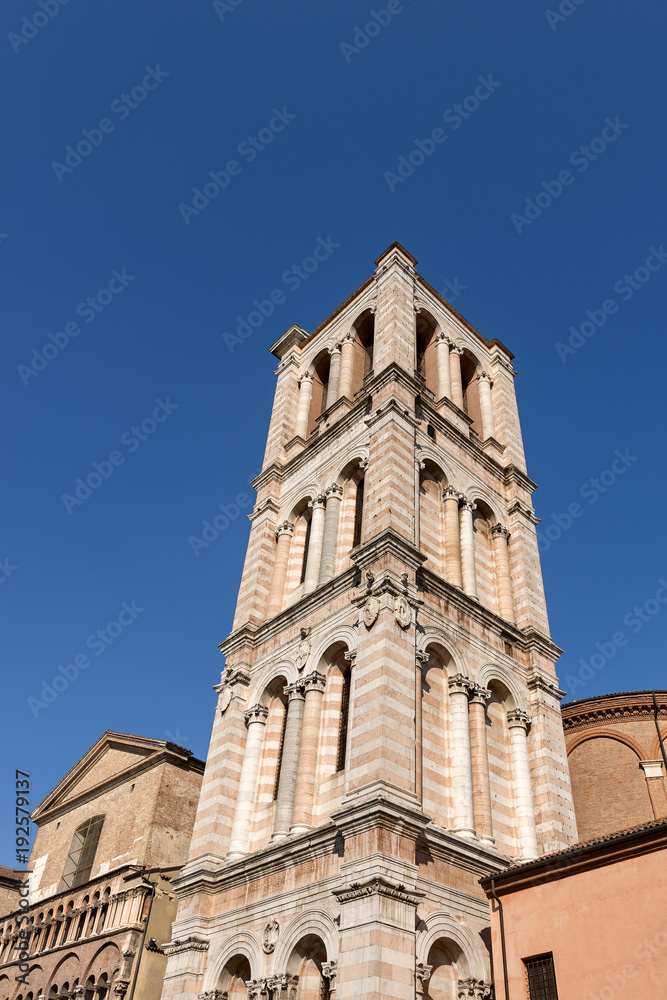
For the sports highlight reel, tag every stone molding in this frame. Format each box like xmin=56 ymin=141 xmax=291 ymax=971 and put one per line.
xmin=162 ymin=934 xmax=210 ymax=957
xmin=332 ymin=875 xmax=424 ymax=906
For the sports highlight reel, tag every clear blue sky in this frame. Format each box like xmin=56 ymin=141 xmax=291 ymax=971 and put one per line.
xmin=2 ymin=0 xmax=666 ymax=863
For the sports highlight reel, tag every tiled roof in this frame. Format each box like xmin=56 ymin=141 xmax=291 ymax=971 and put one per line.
xmin=494 ymin=817 xmax=667 ymax=877
xmin=562 ymin=689 xmax=667 ymax=708
xmin=0 ymin=866 xmax=24 ymax=883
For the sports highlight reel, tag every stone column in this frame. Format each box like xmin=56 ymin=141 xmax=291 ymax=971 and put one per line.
xmin=436 ymin=333 xmax=452 ymax=400
xmin=303 ymin=494 xmax=327 ymax=593
xmin=468 ymin=685 xmax=494 ymax=844
xmin=449 ymin=344 xmax=464 ymax=409
xmin=507 ymin=709 xmax=538 ymax=861
xmin=491 ymin=523 xmax=515 ymax=623
xmin=227 ymin=704 xmax=268 ymax=860
xmin=448 ymin=674 xmax=475 ymax=838
xmin=291 ymin=672 xmax=327 ymax=834
xmin=477 ymin=371 xmax=496 ymax=440
xmin=326 ymin=344 xmax=342 ymax=408
xmin=266 ymin=522 xmax=293 ymax=618
xmin=442 ymin=486 xmax=462 ymax=588
xmin=294 ymin=372 xmax=314 ymax=439
xmin=459 ymin=499 xmax=478 ymax=599
xmin=318 ymin=484 xmax=343 ymax=584
xmin=338 ymin=331 xmax=356 ymax=400
xmin=415 ymin=963 xmax=432 ymax=996
xmin=272 ymin=684 xmax=306 ymax=840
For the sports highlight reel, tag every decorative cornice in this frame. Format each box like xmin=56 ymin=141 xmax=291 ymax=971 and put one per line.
xmin=332 ymin=875 xmax=424 ymax=906
xmin=351 ymin=528 xmax=427 ymax=574
xmin=562 ymin=692 xmax=667 ymax=731
xmin=162 ymin=934 xmax=210 ymax=957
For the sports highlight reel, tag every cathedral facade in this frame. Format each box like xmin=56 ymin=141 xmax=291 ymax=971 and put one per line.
xmin=161 ymin=243 xmax=578 ymax=1000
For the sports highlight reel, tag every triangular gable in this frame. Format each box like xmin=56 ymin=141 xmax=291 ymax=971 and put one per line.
xmin=32 ymin=731 xmax=196 ymax=822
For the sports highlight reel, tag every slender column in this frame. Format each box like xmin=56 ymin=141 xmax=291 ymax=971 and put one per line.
xmin=449 ymin=344 xmax=464 ymax=408
xmin=294 ymin=372 xmax=314 ymax=439
xmin=477 ymin=371 xmax=496 ymax=440
xmin=227 ymin=704 xmax=268 ymax=859
xmin=416 ymin=651 xmax=430 ymax=805
xmin=491 ymin=523 xmax=515 ymax=623
xmin=303 ymin=494 xmax=326 ymax=593
xmin=507 ymin=709 xmax=539 ymax=861
xmin=436 ymin=333 xmax=452 ymax=400
xmin=468 ymin=685 xmax=494 ymax=844
xmin=322 ymin=961 xmax=337 ymax=999
xmin=442 ymin=486 xmax=462 ymax=588
xmin=290 ymin=672 xmax=327 ymax=834
xmin=338 ymin=331 xmax=356 ymax=400
xmin=459 ymin=498 xmax=478 ymax=598
xmin=318 ymin=484 xmax=343 ymax=584
xmin=326 ymin=344 xmax=342 ymax=408
xmin=266 ymin=522 xmax=293 ymax=618
xmin=448 ymin=674 xmax=475 ymax=838
xmin=272 ymin=684 xmax=306 ymax=840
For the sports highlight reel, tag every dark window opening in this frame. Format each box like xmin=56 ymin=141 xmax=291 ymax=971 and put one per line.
xmin=273 ymin=702 xmax=288 ymax=800
xmin=525 ymin=954 xmax=559 ymax=1000
xmin=352 ymin=478 xmax=365 ymax=548
xmin=427 ymin=424 xmax=436 ymax=441
xmin=337 ymin=668 xmax=351 ymax=772
xmin=300 ymin=516 xmax=312 ymax=583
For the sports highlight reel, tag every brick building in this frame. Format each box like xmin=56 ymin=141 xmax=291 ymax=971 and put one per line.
xmin=561 ymin=690 xmax=667 ymax=840
xmin=0 ymin=732 xmax=204 ymax=999
xmin=161 ymin=243 xmax=577 ymax=999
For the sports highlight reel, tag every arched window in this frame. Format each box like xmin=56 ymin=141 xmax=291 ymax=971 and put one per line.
xmin=59 ymin=816 xmax=105 ymax=891
xmin=460 ymin=352 xmax=483 ymax=438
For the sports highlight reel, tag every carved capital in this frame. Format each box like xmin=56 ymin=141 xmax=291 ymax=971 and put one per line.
xmin=275 ymin=520 xmax=294 ymax=539
xmin=448 ymin=673 xmax=474 ymax=697
xmin=469 ymin=684 xmax=492 ymax=706
xmin=460 ymin=497 xmax=477 ymax=513
xmin=328 ymin=342 xmax=341 ymax=356
xmin=309 ymin=493 xmax=327 ymax=510
xmin=244 ymin=704 xmax=268 ymax=727
xmin=507 ymin=708 xmax=532 ymax=731
xmin=458 ymin=978 xmax=494 ymax=999
xmin=435 ymin=331 xmax=452 ymax=346
xmin=478 ymin=371 xmax=494 ymax=387
xmin=284 ymin=682 xmax=305 ymax=702
xmin=442 ymin=485 xmax=462 ymax=502
xmin=490 ymin=522 xmax=510 ymax=540
xmin=326 ymin=483 xmax=344 ymax=499
xmin=302 ymin=670 xmax=327 ymax=694
xmin=416 ymin=962 xmax=432 ymax=995
xmin=416 ymin=650 xmax=430 ymax=664
xmin=298 ymin=372 xmax=314 ymax=387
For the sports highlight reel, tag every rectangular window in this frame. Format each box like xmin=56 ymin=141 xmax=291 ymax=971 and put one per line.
xmin=352 ymin=479 xmax=365 ymax=549
xmin=59 ymin=816 xmax=104 ymax=891
xmin=525 ymin=954 xmax=559 ymax=1000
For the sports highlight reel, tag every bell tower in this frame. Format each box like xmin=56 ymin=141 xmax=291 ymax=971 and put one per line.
xmin=161 ymin=244 xmax=577 ymax=1000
